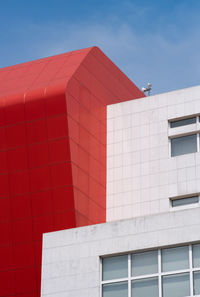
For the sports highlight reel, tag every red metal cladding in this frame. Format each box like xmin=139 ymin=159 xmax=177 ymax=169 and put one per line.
xmin=0 ymin=46 xmax=144 ymax=297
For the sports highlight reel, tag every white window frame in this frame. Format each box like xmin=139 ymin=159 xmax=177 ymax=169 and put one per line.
xmin=168 ymin=115 xmax=200 ymax=157
xmin=100 ymin=244 xmax=200 ymax=297
xmin=170 ymin=194 xmax=200 ymax=212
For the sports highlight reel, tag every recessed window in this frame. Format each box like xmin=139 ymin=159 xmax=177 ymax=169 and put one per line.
xmin=171 ymin=134 xmax=197 ymax=157
xmin=101 ymin=243 xmax=200 ymax=297
xmin=169 ymin=115 xmax=200 ymax=157
xmin=171 ymin=195 xmax=199 ymax=207
xmin=170 ymin=117 xmax=197 ymax=128
xmin=170 ymin=117 xmax=196 ymax=128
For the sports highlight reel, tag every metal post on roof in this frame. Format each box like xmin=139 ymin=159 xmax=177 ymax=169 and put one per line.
xmin=142 ymin=82 xmax=152 ymax=96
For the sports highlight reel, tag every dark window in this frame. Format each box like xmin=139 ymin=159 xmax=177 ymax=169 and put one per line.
xmin=171 ymin=196 xmax=199 ymax=207
xmin=170 ymin=117 xmax=196 ymax=128
xmin=171 ymin=134 xmax=197 ymax=157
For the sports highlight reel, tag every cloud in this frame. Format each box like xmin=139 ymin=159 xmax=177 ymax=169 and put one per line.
xmin=1 ymin=1 xmax=200 ymax=94
xmin=33 ymin=17 xmax=200 ymax=95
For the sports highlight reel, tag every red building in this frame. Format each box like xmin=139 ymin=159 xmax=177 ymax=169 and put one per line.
xmin=0 ymin=47 xmax=144 ymax=297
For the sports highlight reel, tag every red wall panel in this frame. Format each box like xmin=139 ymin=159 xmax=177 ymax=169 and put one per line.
xmin=0 ymin=47 xmax=144 ymax=297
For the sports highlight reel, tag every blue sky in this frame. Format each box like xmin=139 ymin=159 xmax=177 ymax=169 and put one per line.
xmin=0 ymin=0 xmax=200 ymax=94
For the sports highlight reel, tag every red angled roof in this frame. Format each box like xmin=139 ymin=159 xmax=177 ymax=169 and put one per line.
xmin=0 ymin=46 xmax=143 ymax=99
xmin=0 ymin=47 xmax=92 ymax=97
xmin=0 ymin=46 xmax=144 ymax=297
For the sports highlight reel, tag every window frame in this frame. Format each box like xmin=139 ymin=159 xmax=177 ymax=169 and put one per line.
xmin=100 ymin=244 xmax=200 ymax=297
xmin=168 ymin=115 xmax=200 ymax=157
xmin=170 ymin=133 xmax=198 ymax=157
xmin=170 ymin=194 xmax=200 ymax=211
xmin=170 ymin=117 xmax=197 ymax=128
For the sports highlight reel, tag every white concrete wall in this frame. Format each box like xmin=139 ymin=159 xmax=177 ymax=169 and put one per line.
xmin=107 ymin=85 xmax=200 ymax=221
xmin=41 ymin=208 xmax=200 ymax=297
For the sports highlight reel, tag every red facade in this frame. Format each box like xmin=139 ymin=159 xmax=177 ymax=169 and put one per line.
xmin=0 ymin=47 xmax=144 ymax=297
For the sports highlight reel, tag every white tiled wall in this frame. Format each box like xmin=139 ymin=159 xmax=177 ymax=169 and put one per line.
xmin=41 ymin=208 xmax=200 ymax=297
xmin=107 ymin=85 xmax=200 ymax=221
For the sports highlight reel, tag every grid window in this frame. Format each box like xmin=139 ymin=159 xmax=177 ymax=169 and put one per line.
xmin=161 ymin=246 xmax=189 ymax=272
xmin=101 ymin=244 xmax=200 ymax=297
xmin=169 ymin=115 xmax=200 ymax=157
xmin=131 ymin=250 xmax=158 ymax=276
xmin=193 ymin=244 xmax=200 ymax=268
xmin=162 ymin=273 xmax=190 ymax=297
xmin=102 ymin=282 xmax=128 ymax=297
xmin=102 ymin=255 xmax=128 ymax=281
xmin=194 ymin=271 xmax=200 ymax=295
xmin=132 ymin=277 xmax=159 ymax=297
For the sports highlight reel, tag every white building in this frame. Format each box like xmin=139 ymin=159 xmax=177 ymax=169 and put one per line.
xmin=41 ymin=85 xmax=200 ymax=297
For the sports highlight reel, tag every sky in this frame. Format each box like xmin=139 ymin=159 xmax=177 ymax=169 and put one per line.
xmin=0 ymin=0 xmax=200 ymax=94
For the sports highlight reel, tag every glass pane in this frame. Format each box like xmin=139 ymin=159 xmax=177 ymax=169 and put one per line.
xmin=162 ymin=273 xmax=190 ymax=297
xmin=194 ymin=271 xmax=200 ymax=295
xmin=162 ymin=246 xmax=189 ymax=272
xmin=131 ymin=277 xmax=158 ymax=297
xmin=102 ymin=255 xmax=128 ymax=281
xmin=131 ymin=250 xmax=158 ymax=276
xmin=170 ymin=117 xmax=196 ymax=128
xmin=171 ymin=134 xmax=197 ymax=157
xmin=172 ymin=196 xmax=199 ymax=207
xmin=193 ymin=244 xmax=200 ymax=268
xmin=102 ymin=282 xmax=128 ymax=297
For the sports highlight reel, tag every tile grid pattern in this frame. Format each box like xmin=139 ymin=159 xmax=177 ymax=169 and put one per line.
xmin=107 ymin=86 xmax=200 ymax=221
xmin=41 ymin=207 xmax=200 ymax=297
xmin=0 ymin=47 xmax=144 ymax=297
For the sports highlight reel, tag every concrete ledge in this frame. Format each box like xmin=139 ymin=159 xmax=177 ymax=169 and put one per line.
xmin=41 ymin=208 xmax=200 ymax=296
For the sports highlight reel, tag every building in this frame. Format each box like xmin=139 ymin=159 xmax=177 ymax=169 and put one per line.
xmin=0 ymin=47 xmax=144 ymax=297
xmin=1 ymin=46 xmax=200 ymax=297
xmin=41 ymin=85 xmax=200 ymax=297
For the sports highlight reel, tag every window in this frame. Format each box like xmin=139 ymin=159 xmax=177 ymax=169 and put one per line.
xmin=169 ymin=115 xmax=200 ymax=157
xmin=101 ymin=244 xmax=200 ymax=297
xmin=102 ymin=255 xmax=128 ymax=281
xmin=171 ymin=195 xmax=200 ymax=208
xmin=171 ymin=134 xmax=197 ymax=157
xmin=170 ymin=117 xmax=196 ymax=128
